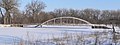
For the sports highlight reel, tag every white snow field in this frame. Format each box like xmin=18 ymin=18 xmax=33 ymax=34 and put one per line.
xmin=0 ymin=25 xmax=119 ymax=45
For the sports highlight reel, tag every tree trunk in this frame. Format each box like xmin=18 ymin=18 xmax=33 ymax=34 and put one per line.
xmin=4 ymin=11 xmax=11 ymax=24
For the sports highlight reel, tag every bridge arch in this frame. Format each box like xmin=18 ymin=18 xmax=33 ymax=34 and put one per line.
xmin=41 ymin=17 xmax=91 ymax=25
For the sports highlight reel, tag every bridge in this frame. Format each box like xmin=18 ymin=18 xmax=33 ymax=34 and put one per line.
xmin=35 ymin=17 xmax=92 ymax=27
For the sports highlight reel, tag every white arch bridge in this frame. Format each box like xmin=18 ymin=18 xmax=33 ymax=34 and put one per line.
xmin=35 ymin=17 xmax=92 ymax=28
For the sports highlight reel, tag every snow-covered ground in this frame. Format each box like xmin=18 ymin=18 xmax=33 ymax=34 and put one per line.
xmin=0 ymin=25 xmax=119 ymax=45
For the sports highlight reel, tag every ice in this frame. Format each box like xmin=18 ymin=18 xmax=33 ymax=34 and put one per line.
xmin=0 ymin=25 xmax=119 ymax=45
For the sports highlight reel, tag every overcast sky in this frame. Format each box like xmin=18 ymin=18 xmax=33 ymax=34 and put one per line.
xmin=20 ymin=0 xmax=120 ymax=11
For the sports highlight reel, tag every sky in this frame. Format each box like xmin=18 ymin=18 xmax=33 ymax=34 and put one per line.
xmin=20 ymin=0 xmax=120 ymax=11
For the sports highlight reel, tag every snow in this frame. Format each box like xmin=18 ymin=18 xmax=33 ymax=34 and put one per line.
xmin=0 ymin=25 xmax=119 ymax=45
xmin=0 ymin=24 xmax=11 ymax=27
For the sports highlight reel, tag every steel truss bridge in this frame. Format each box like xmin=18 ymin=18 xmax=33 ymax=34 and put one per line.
xmin=35 ymin=17 xmax=92 ymax=27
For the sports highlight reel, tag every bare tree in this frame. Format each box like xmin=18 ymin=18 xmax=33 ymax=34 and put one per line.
xmin=0 ymin=0 xmax=19 ymax=24
xmin=25 ymin=0 xmax=46 ymax=23
xmin=80 ymin=9 xmax=101 ymax=24
xmin=11 ymin=8 xmax=22 ymax=24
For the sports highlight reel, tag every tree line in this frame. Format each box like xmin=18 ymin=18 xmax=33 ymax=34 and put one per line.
xmin=0 ymin=0 xmax=120 ymax=24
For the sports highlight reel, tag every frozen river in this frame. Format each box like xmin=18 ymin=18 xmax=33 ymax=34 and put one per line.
xmin=0 ymin=25 xmax=118 ymax=45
